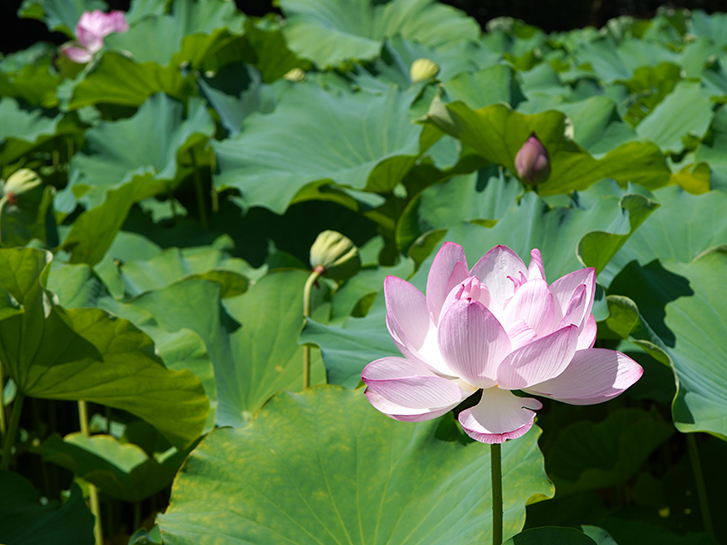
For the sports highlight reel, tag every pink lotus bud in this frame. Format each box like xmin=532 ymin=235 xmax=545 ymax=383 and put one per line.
xmin=514 ymin=132 xmax=551 ymax=185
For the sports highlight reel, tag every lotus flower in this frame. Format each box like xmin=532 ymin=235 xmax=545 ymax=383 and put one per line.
xmin=515 ymin=132 xmax=550 ymax=184
xmin=362 ymin=243 xmax=643 ymax=443
xmin=60 ymin=10 xmax=129 ymax=63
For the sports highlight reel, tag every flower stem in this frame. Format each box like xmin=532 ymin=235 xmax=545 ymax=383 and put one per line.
xmin=0 ymin=363 xmax=6 ymax=437
xmin=1 ymin=390 xmax=24 ymax=471
xmin=79 ymin=401 xmax=103 ymax=545
xmin=189 ymin=148 xmax=209 ymax=230
xmin=491 ymin=443 xmax=503 ymax=545
xmin=302 ymin=268 xmax=322 ymax=390
xmin=687 ymin=433 xmax=714 ymax=538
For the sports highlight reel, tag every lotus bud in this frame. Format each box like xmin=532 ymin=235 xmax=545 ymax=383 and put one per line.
xmin=410 ymin=58 xmax=440 ymax=83
xmin=514 ymin=132 xmax=551 ymax=185
xmin=283 ymin=67 xmax=306 ymax=83
xmin=309 ymin=230 xmax=360 ymax=281
xmin=2 ymin=169 xmax=42 ymax=205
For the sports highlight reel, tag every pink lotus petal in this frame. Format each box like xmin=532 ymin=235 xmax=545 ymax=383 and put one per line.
xmin=469 ymin=245 xmax=527 ymax=313
xmin=557 ymin=284 xmax=588 ymax=329
xmin=385 ymin=276 xmax=429 ymax=349
xmin=577 ymin=314 xmax=598 ymax=350
xmin=524 ymin=348 xmax=643 ymax=405
xmin=364 ymin=389 xmax=459 ymax=422
xmin=550 ymin=268 xmax=596 ymax=323
xmin=437 ymin=299 xmax=511 ymax=388
xmin=458 ymin=388 xmax=542 ymax=443
xmin=497 ymin=325 xmax=579 ymax=389
xmin=439 ymin=276 xmax=491 ymax=321
xmin=60 ymin=44 xmax=93 ymax=63
xmin=363 ymin=357 xmax=470 ymax=410
xmin=527 ymin=248 xmax=546 ymax=281
xmin=76 ymin=9 xmax=129 ymax=52
xmin=501 ymin=278 xmax=556 ymax=337
xmin=426 ymin=242 xmax=468 ymax=323
xmin=505 ymin=320 xmax=537 ymax=350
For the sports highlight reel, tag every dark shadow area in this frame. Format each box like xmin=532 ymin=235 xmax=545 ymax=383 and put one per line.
xmin=608 ymin=259 xmax=694 ymax=347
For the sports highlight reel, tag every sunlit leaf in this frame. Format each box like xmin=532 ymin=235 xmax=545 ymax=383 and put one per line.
xmin=158 ymin=386 xmax=553 ymax=544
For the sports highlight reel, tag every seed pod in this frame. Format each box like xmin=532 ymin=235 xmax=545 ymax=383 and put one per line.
xmin=2 ymin=169 xmax=42 ymax=204
xmin=410 ymin=58 xmax=440 ymax=83
xmin=309 ymin=230 xmax=361 ymax=281
xmin=283 ymin=68 xmax=306 ymax=82
xmin=514 ymin=132 xmax=551 ymax=185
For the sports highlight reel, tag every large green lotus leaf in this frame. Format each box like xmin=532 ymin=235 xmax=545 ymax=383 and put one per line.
xmin=695 ymin=104 xmax=727 ymax=188
xmin=42 ymin=432 xmax=189 ymax=503
xmin=0 ymin=45 xmax=61 ymax=108
xmin=61 ymin=93 xmax=214 ymax=210
xmin=442 ymin=64 xmax=526 ymax=110
xmin=158 ymin=386 xmax=553 ymax=545
xmin=555 ymin=96 xmax=637 ymax=156
xmin=104 ymin=0 xmax=245 ymax=67
xmin=688 ymin=10 xmax=727 ymax=47
xmin=279 ymin=0 xmax=479 ymax=68
xmin=396 ymin=166 xmax=524 ymax=252
xmin=544 ymin=409 xmax=673 ymax=496
xmin=47 ymin=261 xmax=219 ymax=430
xmin=18 ymin=0 xmax=106 ymax=35
xmin=412 ymin=179 xmax=658 ymax=278
xmin=607 ymin=249 xmax=727 ymax=440
xmin=0 ymin=248 xmax=208 ymax=449
xmin=573 ymin=39 xmax=632 ymax=84
xmin=0 ymin=471 xmax=94 ymax=545
xmin=426 ymin=99 xmax=670 ymax=195
xmin=504 ymin=527 xmax=597 ymax=545
xmin=635 ymin=81 xmax=713 ymax=154
xmin=115 ymin=245 xmax=254 ymax=299
xmin=68 ymin=52 xmax=195 ymax=109
xmin=196 ymin=63 xmax=280 ymax=138
xmin=600 ymin=187 xmax=727 ymax=286
xmin=303 ymin=293 xmax=398 ymax=388
xmin=112 ymin=270 xmax=325 ymax=428
xmin=0 ymin=97 xmax=62 ymax=164
xmin=213 ymin=84 xmax=422 ymax=213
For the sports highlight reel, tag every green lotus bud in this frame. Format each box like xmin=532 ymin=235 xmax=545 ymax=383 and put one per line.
xmin=309 ymin=230 xmax=360 ymax=281
xmin=514 ymin=132 xmax=551 ymax=185
xmin=2 ymin=169 xmax=42 ymax=205
xmin=283 ymin=67 xmax=306 ymax=82
xmin=410 ymin=58 xmax=440 ymax=83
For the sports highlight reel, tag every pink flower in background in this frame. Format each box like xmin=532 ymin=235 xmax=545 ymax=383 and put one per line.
xmin=60 ymin=10 xmax=129 ymax=63
xmin=362 ymin=243 xmax=643 ymax=444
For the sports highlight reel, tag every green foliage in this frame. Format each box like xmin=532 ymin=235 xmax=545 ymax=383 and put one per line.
xmin=158 ymin=386 xmax=554 ymax=544
xmin=2 ymin=2 xmax=727 ymax=543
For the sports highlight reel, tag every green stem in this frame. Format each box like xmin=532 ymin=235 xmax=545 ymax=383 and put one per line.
xmin=79 ymin=401 xmax=103 ymax=545
xmin=687 ymin=433 xmax=714 ymax=538
xmin=491 ymin=443 xmax=503 ymax=545
xmin=0 ymin=362 xmax=6 ymax=437
xmin=1 ymin=391 xmax=25 ymax=471
xmin=189 ymin=149 xmax=209 ymax=230
xmin=302 ymin=268 xmax=322 ymax=390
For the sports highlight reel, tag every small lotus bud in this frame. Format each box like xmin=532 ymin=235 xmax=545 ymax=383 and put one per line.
xmin=283 ymin=67 xmax=306 ymax=82
xmin=515 ymin=133 xmax=551 ymax=185
xmin=3 ymin=169 xmax=42 ymax=202
xmin=309 ymin=230 xmax=361 ymax=281
xmin=410 ymin=58 xmax=440 ymax=83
